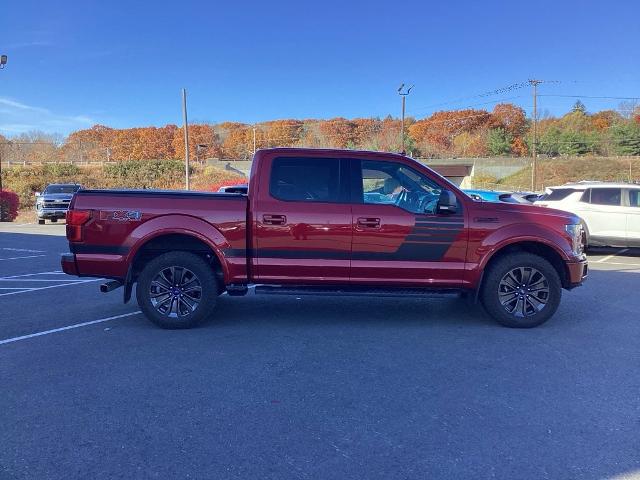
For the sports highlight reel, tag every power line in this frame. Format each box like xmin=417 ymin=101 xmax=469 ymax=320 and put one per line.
xmin=411 ymin=82 xmax=530 ymax=112
xmin=539 ymin=95 xmax=640 ymax=100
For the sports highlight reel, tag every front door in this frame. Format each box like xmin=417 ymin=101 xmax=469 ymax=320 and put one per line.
xmin=350 ymin=159 xmax=467 ymax=287
xmin=252 ymin=156 xmax=352 ymax=284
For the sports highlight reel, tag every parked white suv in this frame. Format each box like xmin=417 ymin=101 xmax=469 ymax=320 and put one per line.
xmin=534 ymin=182 xmax=640 ymax=248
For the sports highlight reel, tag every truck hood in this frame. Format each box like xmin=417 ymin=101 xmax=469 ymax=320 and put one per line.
xmin=475 ymin=200 xmax=580 ymax=224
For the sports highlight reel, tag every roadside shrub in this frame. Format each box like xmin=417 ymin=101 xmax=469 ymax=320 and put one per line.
xmin=0 ymin=189 xmax=20 ymax=221
xmin=43 ymin=164 xmax=81 ymax=177
xmin=103 ymin=160 xmax=186 ymax=189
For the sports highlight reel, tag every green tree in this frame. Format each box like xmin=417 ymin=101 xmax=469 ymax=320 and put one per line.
xmin=536 ymin=125 xmax=562 ymax=156
xmin=487 ymin=128 xmax=512 ymax=155
xmin=572 ymin=100 xmax=587 ymax=114
xmin=558 ymin=130 xmax=598 ymax=156
xmin=610 ymin=122 xmax=640 ymax=155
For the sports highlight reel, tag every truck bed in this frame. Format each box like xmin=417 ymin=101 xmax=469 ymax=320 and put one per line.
xmin=67 ymin=189 xmax=249 ymax=282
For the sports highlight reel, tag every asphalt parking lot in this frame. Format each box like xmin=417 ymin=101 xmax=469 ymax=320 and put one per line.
xmin=1 ymin=222 xmax=639 ymax=480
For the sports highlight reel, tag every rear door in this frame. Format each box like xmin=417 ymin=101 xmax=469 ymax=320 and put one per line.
xmin=349 ymin=158 xmax=467 ymax=287
xmin=625 ymin=188 xmax=640 ymax=247
xmin=579 ymin=188 xmax=626 ymax=244
xmin=252 ymin=156 xmax=352 ymax=284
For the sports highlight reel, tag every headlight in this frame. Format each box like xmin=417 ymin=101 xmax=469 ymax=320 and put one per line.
xmin=565 ymin=224 xmax=584 ymax=256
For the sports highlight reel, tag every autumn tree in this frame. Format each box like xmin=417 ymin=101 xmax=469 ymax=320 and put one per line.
xmin=317 ymin=118 xmax=356 ymax=148
xmin=491 ymin=103 xmax=526 ymax=135
xmin=262 ymin=120 xmax=304 ymax=148
xmin=172 ymin=124 xmax=222 ymax=161
xmin=409 ymin=109 xmax=492 ymax=156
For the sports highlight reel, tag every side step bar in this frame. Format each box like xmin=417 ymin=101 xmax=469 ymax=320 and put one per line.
xmin=253 ymin=285 xmax=462 ymax=298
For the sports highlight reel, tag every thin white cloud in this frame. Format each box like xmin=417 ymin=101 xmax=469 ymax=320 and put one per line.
xmin=5 ymin=41 xmax=53 ymax=50
xmin=0 ymin=97 xmax=95 ymax=136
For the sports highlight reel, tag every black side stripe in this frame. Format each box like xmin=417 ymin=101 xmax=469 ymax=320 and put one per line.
xmin=70 ymin=244 xmax=130 ymax=255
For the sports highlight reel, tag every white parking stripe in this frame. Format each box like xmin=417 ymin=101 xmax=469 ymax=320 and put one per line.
xmin=0 ymin=279 xmax=90 ymax=282
xmin=596 ymin=248 xmax=629 ymax=263
xmin=0 ymin=255 xmax=47 ymax=261
xmin=0 ymin=311 xmax=142 ymax=345
xmin=1 ymin=247 xmax=45 ymax=253
xmin=0 ymin=287 xmax=34 ymax=290
xmin=0 ymin=279 xmax=101 ymax=297
xmin=0 ymin=271 xmax=63 ymax=279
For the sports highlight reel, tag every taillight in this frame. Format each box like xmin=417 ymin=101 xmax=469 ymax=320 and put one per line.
xmin=66 ymin=209 xmax=91 ymax=242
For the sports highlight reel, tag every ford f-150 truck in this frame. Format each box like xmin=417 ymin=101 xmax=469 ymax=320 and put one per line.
xmin=61 ymin=148 xmax=588 ymax=329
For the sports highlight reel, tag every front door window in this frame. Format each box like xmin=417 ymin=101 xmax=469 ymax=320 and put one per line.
xmin=361 ymin=160 xmax=442 ymax=214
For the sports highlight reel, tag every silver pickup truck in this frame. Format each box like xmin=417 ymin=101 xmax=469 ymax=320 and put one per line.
xmin=35 ymin=183 xmax=82 ymax=224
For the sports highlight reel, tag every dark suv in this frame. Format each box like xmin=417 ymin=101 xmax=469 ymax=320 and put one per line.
xmin=35 ymin=183 xmax=82 ymax=224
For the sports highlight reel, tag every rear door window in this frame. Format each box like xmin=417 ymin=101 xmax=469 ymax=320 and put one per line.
xmin=629 ymin=190 xmax=640 ymax=207
xmin=270 ymin=157 xmax=342 ymax=203
xmin=589 ymin=188 xmax=622 ymax=206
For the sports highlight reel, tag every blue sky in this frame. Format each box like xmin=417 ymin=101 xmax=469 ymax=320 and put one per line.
xmin=1 ymin=0 xmax=639 ymax=137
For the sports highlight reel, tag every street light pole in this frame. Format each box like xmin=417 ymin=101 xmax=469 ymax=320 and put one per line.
xmin=253 ymin=126 xmax=257 ymax=154
xmin=397 ymin=84 xmax=414 ymax=154
xmin=529 ymin=79 xmax=541 ymax=191
xmin=0 ymin=54 xmax=7 ymax=221
xmin=182 ymin=88 xmax=190 ymax=190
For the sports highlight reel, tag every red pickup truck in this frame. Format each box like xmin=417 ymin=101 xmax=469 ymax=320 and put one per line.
xmin=61 ymin=148 xmax=588 ymax=329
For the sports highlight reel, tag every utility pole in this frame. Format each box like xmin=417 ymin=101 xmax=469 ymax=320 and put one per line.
xmin=182 ymin=88 xmax=190 ymax=190
xmin=397 ymin=84 xmax=414 ymax=154
xmin=529 ymin=79 xmax=542 ymax=191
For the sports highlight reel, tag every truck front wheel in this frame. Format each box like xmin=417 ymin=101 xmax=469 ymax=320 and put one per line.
xmin=481 ymin=253 xmax=562 ymax=328
xmin=136 ymin=251 xmax=218 ymax=329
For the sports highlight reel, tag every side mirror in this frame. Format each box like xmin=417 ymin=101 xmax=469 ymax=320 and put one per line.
xmin=437 ymin=189 xmax=458 ymax=214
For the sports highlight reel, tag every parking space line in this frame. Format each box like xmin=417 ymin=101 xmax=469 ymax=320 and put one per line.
xmin=0 ymin=279 xmax=91 ymax=282
xmin=594 ymin=261 xmax=640 ymax=267
xmin=1 ymin=247 xmax=45 ymax=253
xmin=0 ymin=287 xmax=35 ymax=290
xmin=0 ymin=279 xmax=101 ymax=297
xmin=0 ymin=311 xmax=142 ymax=346
xmin=0 ymin=271 xmax=63 ymax=279
xmin=596 ymin=248 xmax=629 ymax=263
xmin=0 ymin=255 xmax=48 ymax=261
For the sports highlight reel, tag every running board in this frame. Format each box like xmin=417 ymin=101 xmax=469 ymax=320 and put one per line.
xmin=254 ymin=285 xmax=462 ymax=298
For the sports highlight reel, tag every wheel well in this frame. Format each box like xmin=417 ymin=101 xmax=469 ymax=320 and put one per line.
xmin=484 ymin=241 xmax=570 ymax=288
xmin=131 ymin=234 xmax=224 ymax=289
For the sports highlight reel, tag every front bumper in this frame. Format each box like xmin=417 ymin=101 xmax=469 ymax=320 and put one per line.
xmin=566 ymin=258 xmax=588 ymax=288
xmin=37 ymin=209 xmax=68 ymax=219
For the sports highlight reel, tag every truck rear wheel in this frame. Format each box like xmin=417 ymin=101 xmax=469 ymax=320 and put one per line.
xmin=481 ymin=253 xmax=562 ymax=328
xmin=136 ymin=251 xmax=217 ymax=329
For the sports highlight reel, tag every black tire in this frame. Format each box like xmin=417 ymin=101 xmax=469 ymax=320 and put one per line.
xmin=136 ymin=251 xmax=218 ymax=329
xmin=38 ymin=219 xmax=45 ymax=225
xmin=480 ymin=253 xmax=562 ymax=328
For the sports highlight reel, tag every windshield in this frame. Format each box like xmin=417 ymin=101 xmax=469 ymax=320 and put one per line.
xmin=44 ymin=185 xmax=80 ymax=195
